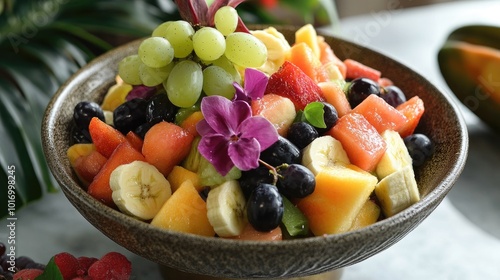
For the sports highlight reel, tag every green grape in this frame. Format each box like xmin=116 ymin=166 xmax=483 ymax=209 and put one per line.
xmin=225 ymin=32 xmax=267 ymax=68
xmin=202 ymin=65 xmax=236 ymax=99
xmin=151 ymin=21 xmax=173 ymax=37
xmin=118 ymin=54 xmax=142 ymax=85
xmin=164 ymin=60 xmax=203 ymax=108
xmin=212 ymin=55 xmax=241 ymax=84
xmin=139 ymin=62 xmax=174 ymax=87
xmin=138 ymin=37 xmax=174 ymax=68
xmin=193 ymin=27 xmax=226 ymax=61
xmin=164 ymin=20 xmax=195 ymax=58
xmin=214 ymin=6 xmax=239 ymax=36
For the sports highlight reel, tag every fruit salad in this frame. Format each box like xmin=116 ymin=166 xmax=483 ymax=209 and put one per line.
xmin=67 ymin=2 xmax=434 ymax=241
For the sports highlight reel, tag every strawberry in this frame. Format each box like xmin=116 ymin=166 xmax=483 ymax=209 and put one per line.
xmin=87 ymin=252 xmax=131 ymax=280
xmin=53 ymin=252 xmax=79 ymax=280
xmin=265 ymin=61 xmax=324 ymax=110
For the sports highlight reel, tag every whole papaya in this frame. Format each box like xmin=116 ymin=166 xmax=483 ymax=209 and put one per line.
xmin=438 ymin=25 xmax=500 ymax=131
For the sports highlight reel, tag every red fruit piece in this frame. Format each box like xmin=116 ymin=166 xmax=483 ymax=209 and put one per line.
xmin=13 ymin=268 xmax=43 ymax=280
xmin=73 ymin=150 xmax=107 ymax=189
xmin=265 ymin=61 xmax=324 ymax=110
xmin=351 ymin=94 xmax=408 ymax=134
xmin=142 ymin=121 xmax=194 ymax=177
xmin=53 ymin=252 xmax=79 ymax=280
xmin=344 ymin=59 xmax=382 ymax=82
xmin=89 ymin=117 xmax=128 ymax=158
xmin=125 ymin=131 xmax=144 ymax=151
xmin=328 ymin=113 xmax=387 ymax=172
xmin=76 ymin=256 xmax=98 ymax=277
xmin=88 ymin=252 xmax=132 ymax=280
xmin=87 ymin=142 xmax=146 ymax=207
xmin=397 ymin=96 xmax=425 ymax=137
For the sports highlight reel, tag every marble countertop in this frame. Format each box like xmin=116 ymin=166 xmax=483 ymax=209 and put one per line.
xmin=2 ymin=1 xmax=500 ymax=279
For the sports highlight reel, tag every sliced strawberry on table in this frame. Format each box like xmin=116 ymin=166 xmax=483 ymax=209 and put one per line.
xmin=265 ymin=61 xmax=324 ymax=111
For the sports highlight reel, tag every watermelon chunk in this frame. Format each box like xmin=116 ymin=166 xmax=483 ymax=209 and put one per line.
xmin=265 ymin=61 xmax=324 ymax=110
xmin=328 ymin=113 xmax=387 ymax=172
xmin=351 ymin=94 xmax=408 ymax=133
xmin=344 ymin=59 xmax=381 ymax=81
xmin=396 ymin=96 xmax=425 ymax=137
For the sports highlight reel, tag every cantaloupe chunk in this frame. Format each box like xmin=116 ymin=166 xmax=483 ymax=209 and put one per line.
xmin=251 ymin=93 xmax=296 ymax=136
xmin=318 ymin=81 xmax=351 ymax=117
xmin=288 ymin=42 xmax=322 ymax=82
xmin=151 ymin=180 xmax=215 ymax=237
xmin=348 ymin=199 xmax=381 ymax=231
xmin=297 ymin=164 xmax=377 ymax=236
xmin=228 ymin=223 xmax=282 ymax=241
xmin=180 ymin=111 xmax=204 ymax=137
xmin=142 ymin=121 xmax=194 ymax=177
xmin=167 ymin=165 xmax=202 ymax=192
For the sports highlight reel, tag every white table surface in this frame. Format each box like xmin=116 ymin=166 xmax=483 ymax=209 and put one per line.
xmin=2 ymin=1 xmax=500 ymax=279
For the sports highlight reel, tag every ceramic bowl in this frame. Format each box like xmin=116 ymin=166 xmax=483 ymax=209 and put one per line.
xmin=42 ymin=26 xmax=468 ymax=279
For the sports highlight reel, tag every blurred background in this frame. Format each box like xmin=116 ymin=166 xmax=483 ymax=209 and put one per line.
xmin=336 ymin=0 xmax=462 ymax=17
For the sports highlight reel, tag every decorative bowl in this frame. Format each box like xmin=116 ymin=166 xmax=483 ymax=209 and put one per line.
xmin=41 ymin=25 xmax=468 ymax=279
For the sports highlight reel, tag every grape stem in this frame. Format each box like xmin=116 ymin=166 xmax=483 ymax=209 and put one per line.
xmin=258 ymin=159 xmax=287 ymax=186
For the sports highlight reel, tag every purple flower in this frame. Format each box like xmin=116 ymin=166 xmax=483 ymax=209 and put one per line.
xmin=196 ymin=95 xmax=279 ymax=176
xmin=233 ymin=68 xmax=268 ymax=103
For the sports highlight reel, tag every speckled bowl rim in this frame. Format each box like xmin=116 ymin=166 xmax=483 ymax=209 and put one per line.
xmin=42 ymin=26 xmax=468 ymax=278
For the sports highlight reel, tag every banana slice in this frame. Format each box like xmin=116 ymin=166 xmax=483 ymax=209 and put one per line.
xmin=110 ymin=160 xmax=172 ymax=220
xmin=301 ymin=135 xmax=350 ymax=175
xmin=375 ymin=130 xmax=413 ymax=180
xmin=375 ymin=165 xmax=420 ymax=217
xmin=206 ymin=180 xmax=247 ymax=237
xmin=251 ymin=27 xmax=291 ymax=75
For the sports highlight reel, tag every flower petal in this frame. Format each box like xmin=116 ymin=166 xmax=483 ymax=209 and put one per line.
xmin=201 ymin=96 xmax=251 ymax=136
xmin=196 ymin=119 xmax=217 ymax=137
xmin=232 ymin=81 xmax=249 ymax=103
xmin=239 ymin=116 xmax=279 ymax=151
xmin=198 ymin=134 xmax=235 ymax=176
xmin=244 ymin=68 xmax=268 ymax=100
xmin=228 ymin=137 xmax=261 ymax=171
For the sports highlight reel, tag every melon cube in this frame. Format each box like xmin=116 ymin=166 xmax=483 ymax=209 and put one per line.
xmin=151 ymin=180 xmax=215 ymax=237
xmin=297 ymin=164 xmax=378 ymax=236
xmin=348 ymin=199 xmax=381 ymax=231
xmin=328 ymin=113 xmax=387 ymax=172
xmin=251 ymin=93 xmax=296 ymax=137
xmin=351 ymin=94 xmax=408 ymax=133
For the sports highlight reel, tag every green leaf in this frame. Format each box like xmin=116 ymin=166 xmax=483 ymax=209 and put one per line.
xmin=37 ymin=257 xmax=64 ymax=280
xmin=281 ymin=195 xmax=309 ymax=237
xmin=304 ymin=102 xmax=326 ymax=128
xmin=0 ymin=80 xmax=45 ymax=203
